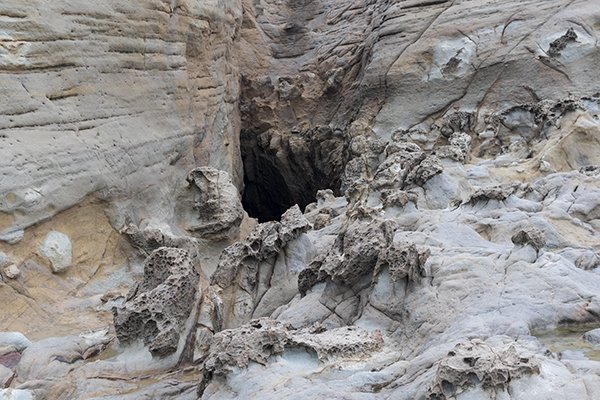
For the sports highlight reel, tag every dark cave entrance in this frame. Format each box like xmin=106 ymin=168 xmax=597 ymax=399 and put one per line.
xmin=240 ymin=128 xmax=349 ymax=222
xmin=241 ymin=151 xmax=301 ymax=223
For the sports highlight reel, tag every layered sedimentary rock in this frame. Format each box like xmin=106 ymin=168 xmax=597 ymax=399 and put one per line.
xmin=0 ymin=0 xmax=244 ymax=238
xmin=1 ymin=0 xmax=600 ymax=399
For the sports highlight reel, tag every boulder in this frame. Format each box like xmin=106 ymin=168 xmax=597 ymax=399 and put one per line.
xmin=39 ymin=231 xmax=72 ymax=273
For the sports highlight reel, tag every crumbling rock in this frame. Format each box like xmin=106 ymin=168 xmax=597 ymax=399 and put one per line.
xmin=201 ymin=318 xmax=383 ymax=381
xmin=208 ymin=206 xmax=312 ymax=328
xmin=427 ymin=340 xmax=540 ymax=399
xmin=380 ymin=190 xmax=418 ymax=209
xmin=113 ymin=247 xmax=200 ymax=356
xmin=466 ymin=185 xmax=517 ymax=205
xmin=121 ymin=221 xmax=199 ymax=258
xmin=374 ymin=243 xmax=430 ymax=283
xmin=580 ymin=165 xmax=600 ymax=177
xmin=300 ymin=219 xmax=429 ymax=295
xmin=511 ymin=227 xmax=546 ymax=252
xmin=438 ymin=111 xmax=475 ymax=137
xmin=548 ymin=28 xmax=578 ymax=58
xmin=211 ymin=205 xmax=311 ymax=289
xmin=317 ymin=220 xmax=395 ymax=286
xmin=183 ymin=168 xmax=243 ymax=239
xmin=203 ymin=319 xmax=290 ymax=375
xmin=405 ymin=155 xmax=444 ymax=186
xmin=372 ymin=143 xmax=427 ymax=190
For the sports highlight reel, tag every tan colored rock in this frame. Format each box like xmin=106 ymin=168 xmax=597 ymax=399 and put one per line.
xmin=181 ymin=168 xmax=243 ymax=240
xmin=0 ymin=0 xmax=244 ymax=238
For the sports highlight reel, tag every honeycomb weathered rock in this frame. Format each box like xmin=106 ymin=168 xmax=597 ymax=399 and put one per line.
xmin=113 ymin=247 xmax=200 ymax=357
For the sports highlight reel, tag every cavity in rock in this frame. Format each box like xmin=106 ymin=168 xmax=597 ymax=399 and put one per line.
xmin=240 ymin=127 xmax=348 ymax=222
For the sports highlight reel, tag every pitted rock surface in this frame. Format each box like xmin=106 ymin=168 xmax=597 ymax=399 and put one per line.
xmin=113 ymin=247 xmax=199 ymax=356
xmin=427 ymin=340 xmax=540 ymax=399
xmin=202 ymin=318 xmax=383 ymax=376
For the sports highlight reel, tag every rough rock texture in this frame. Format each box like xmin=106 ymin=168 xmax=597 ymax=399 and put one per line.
xmin=2 ymin=0 xmax=600 ymax=399
xmin=427 ymin=340 xmax=540 ymax=399
xmin=113 ymin=247 xmax=199 ymax=356
xmin=199 ymin=318 xmax=383 ymax=394
xmin=180 ymin=168 xmax=244 ymax=239
xmin=209 ymin=205 xmax=312 ymax=329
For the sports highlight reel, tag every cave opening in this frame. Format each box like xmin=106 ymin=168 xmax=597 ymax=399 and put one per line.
xmin=240 ymin=128 xmax=348 ymax=223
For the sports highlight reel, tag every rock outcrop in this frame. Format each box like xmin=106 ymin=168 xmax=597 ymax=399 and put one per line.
xmin=210 ymin=205 xmax=312 ymax=329
xmin=427 ymin=340 xmax=540 ymax=399
xmin=180 ymin=168 xmax=244 ymax=239
xmin=0 ymin=0 xmax=244 ymax=239
xmin=2 ymin=0 xmax=600 ymax=399
xmin=113 ymin=247 xmax=199 ymax=356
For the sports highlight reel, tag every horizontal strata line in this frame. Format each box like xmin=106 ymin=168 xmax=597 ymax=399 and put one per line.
xmin=0 ymin=111 xmax=150 ymax=131
xmin=0 ymin=35 xmax=186 ymax=45
xmin=400 ymin=0 xmax=450 ymax=10
xmin=0 ymin=13 xmax=27 ymax=19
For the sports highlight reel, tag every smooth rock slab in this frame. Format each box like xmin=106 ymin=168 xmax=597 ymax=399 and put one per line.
xmin=39 ymin=231 xmax=72 ymax=273
xmin=583 ymin=328 xmax=600 ymax=347
xmin=0 ymin=389 xmax=33 ymax=400
xmin=0 ymin=333 xmax=31 ymax=352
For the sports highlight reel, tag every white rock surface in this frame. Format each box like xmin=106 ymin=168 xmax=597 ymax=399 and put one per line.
xmin=2 ymin=264 xmax=19 ymax=280
xmin=0 ymin=389 xmax=33 ymax=400
xmin=0 ymin=332 xmax=31 ymax=352
xmin=39 ymin=231 xmax=72 ymax=273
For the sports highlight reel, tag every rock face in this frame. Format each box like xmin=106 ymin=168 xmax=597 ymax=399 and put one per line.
xmin=210 ymin=205 xmax=312 ymax=329
xmin=199 ymin=318 xmax=383 ymax=394
xmin=0 ymin=0 xmax=244 ymax=237
xmin=181 ymin=168 xmax=244 ymax=239
xmin=427 ymin=340 xmax=540 ymax=399
xmin=2 ymin=1 xmax=600 ymax=400
xmin=113 ymin=247 xmax=199 ymax=357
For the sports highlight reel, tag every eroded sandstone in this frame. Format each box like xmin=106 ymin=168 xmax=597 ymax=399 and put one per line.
xmin=113 ymin=247 xmax=199 ymax=356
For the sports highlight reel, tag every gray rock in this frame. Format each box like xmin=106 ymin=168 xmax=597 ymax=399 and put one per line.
xmin=582 ymin=329 xmax=600 ymax=347
xmin=113 ymin=247 xmax=200 ymax=357
xmin=427 ymin=340 xmax=540 ymax=399
xmin=512 ymin=227 xmax=546 ymax=252
xmin=0 ymin=364 xmax=13 ymax=387
xmin=200 ymin=318 xmax=383 ymax=395
xmin=182 ymin=168 xmax=243 ymax=239
xmin=0 ymin=253 xmax=9 ymax=268
xmin=0 ymin=333 xmax=31 ymax=352
xmin=548 ymin=28 xmax=578 ymax=58
xmin=0 ymin=230 xmax=24 ymax=245
xmin=0 ymin=389 xmax=33 ymax=400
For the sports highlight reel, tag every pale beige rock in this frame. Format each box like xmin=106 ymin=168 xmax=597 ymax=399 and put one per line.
xmin=0 ymin=0 xmax=244 ymax=238
xmin=2 ymin=264 xmax=20 ymax=280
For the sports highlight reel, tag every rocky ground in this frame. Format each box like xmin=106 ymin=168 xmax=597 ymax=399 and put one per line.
xmin=1 ymin=0 xmax=600 ymax=399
